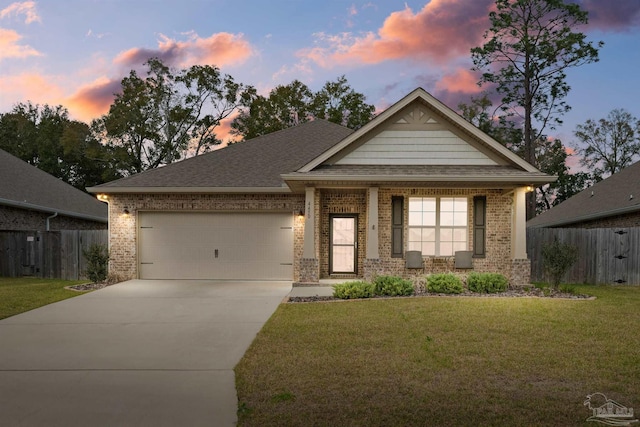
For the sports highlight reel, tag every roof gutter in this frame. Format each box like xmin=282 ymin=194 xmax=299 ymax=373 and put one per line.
xmin=0 ymin=197 xmax=107 ymax=223
xmin=527 ymin=204 xmax=640 ymax=228
xmin=46 ymin=212 xmax=58 ymax=231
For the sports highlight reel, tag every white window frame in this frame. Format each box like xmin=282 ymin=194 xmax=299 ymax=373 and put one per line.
xmin=407 ymin=197 xmax=468 ymax=256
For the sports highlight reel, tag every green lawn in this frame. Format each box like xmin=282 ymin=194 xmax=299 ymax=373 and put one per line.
xmin=235 ymin=286 xmax=640 ymax=426
xmin=0 ymin=277 xmax=87 ymax=320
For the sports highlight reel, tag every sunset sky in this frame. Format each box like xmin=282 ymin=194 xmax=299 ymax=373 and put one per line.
xmin=1 ymin=0 xmax=639 ymax=162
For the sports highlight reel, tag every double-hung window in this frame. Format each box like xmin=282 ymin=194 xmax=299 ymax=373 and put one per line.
xmin=408 ymin=197 xmax=468 ymax=256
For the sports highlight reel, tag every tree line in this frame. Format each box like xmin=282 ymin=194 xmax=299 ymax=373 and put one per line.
xmin=1 ymin=0 xmax=639 ymax=218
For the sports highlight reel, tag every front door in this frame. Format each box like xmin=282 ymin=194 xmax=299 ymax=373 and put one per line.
xmin=330 ymin=215 xmax=357 ymax=274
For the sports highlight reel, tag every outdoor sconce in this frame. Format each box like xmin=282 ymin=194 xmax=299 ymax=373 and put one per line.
xmin=123 ymin=208 xmax=130 ymax=215
xmin=97 ymin=194 xmax=108 ymax=202
xmin=298 ymin=209 xmax=304 ymax=217
xmin=525 ymin=185 xmax=534 ymax=193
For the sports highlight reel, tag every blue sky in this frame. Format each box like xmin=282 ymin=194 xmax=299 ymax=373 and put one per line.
xmin=1 ymin=0 xmax=639 ymax=166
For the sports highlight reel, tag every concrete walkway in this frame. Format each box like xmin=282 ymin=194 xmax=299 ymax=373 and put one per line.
xmin=0 ymin=280 xmax=292 ymax=427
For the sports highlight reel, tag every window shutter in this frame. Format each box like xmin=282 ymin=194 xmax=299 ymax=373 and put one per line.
xmin=473 ymin=196 xmax=486 ymax=257
xmin=391 ymin=196 xmax=404 ymax=258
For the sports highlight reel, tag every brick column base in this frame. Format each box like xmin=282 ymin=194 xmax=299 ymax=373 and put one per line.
xmin=296 ymin=258 xmax=319 ymax=284
xmin=510 ymin=258 xmax=531 ymax=288
xmin=363 ymin=258 xmax=383 ymax=282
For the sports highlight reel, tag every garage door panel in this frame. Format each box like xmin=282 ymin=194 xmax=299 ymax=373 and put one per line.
xmin=139 ymin=212 xmax=293 ymax=280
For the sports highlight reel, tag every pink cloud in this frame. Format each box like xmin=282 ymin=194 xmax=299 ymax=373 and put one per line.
xmin=0 ymin=28 xmax=41 ymax=60
xmin=0 ymin=1 xmax=41 ymax=24
xmin=0 ymin=73 xmax=63 ymax=110
xmin=299 ymin=0 xmax=493 ymax=67
xmin=114 ymin=32 xmax=254 ymax=69
xmin=65 ymin=77 xmax=122 ymax=122
xmin=435 ymin=68 xmax=483 ymax=95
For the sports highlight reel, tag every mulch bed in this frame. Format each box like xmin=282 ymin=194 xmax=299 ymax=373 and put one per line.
xmin=66 ymin=282 xmax=113 ymax=292
xmin=287 ymin=287 xmax=594 ymax=303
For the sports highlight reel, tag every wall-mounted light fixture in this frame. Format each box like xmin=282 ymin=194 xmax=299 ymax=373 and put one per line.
xmin=297 ymin=209 xmax=304 ymax=218
xmin=123 ymin=208 xmax=130 ymax=215
xmin=525 ymin=185 xmax=534 ymax=193
xmin=97 ymin=194 xmax=108 ymax=202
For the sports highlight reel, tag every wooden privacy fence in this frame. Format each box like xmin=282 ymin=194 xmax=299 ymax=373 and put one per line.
xmin=527 ymin=227 xmax=640 ymax=285
xmin=0 ymin=230 xmax=108 ymax=280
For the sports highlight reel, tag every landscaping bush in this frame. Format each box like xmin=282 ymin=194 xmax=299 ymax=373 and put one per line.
xmin=426 ymin=273 xmax=463 ymax=294
xmin=542 ymin=238 xmax=579 ymax=289
xmin=82 ymin=243 xmax=109 ymax=283
xmin=332 ymin=281 xmax=375 ymax=299
xmin=372 ymin=275 xmax=414 ymax=296
xmin=467 ymin=272 xmax=508 ymax=293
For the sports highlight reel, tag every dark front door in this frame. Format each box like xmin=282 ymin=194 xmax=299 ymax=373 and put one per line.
xmin=330 ymin=215 xmax=357 ymax=274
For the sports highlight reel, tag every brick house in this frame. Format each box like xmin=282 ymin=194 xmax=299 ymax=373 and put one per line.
xmin=528 ymin=160 xmax=640 ymax=229
xmin=88 ymin=88 xmax=554 ymax=286
xmin=0 ymin=148 xmax=107 ymax=231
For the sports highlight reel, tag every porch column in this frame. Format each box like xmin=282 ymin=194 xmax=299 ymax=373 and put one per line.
xmin=366 ymin=187 xmax=379 ymax=259
xmin=510 ymin=187 xmax=531 ymax=287
xmin=303 ymin=186 xmax=315 ymax=258
xmin=364 ymin=187 xmax=382 ymax=281
xmin=511 ymin=187 xmax=528 ymax=259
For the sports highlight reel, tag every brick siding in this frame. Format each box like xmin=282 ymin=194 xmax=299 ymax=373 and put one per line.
xmin=556 ymin=211 xmax=640 ymax=229
xmin=0 ymin=205 xmax=106 ymax=231
xmin=107 ymin=189 xmax=527 ymax=285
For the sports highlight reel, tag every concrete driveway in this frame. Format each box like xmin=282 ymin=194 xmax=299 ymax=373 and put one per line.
xmin=0 ymin=279 xmax=292 ymax=427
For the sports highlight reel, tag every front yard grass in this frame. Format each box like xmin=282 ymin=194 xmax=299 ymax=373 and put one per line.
xmin=235 ymin=285 xmax=640 ymax=426
xmin=0 ymin=277 xmax=87 ymax=320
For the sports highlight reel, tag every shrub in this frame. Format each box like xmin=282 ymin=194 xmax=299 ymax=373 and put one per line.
xmin=333 ymin=281 xmax=375 ymax=299
xmin=541 ymin=239 xmax=579 ymax=289
xmin=426 ymin=273 xmax=463 ymax=294
xmin=83 ymin=243 xmax=109 ymax=283
xmin=373 ymin=275 xmax=414 ymax=296
xmin=467 ymin=272 xmax=508 ymax=293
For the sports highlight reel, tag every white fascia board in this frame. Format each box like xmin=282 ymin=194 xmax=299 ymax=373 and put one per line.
xmin=86 ymin=186 xmax=292 ymax=194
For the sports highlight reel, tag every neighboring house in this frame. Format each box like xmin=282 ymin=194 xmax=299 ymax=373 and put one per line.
xmin=88 ymin=88 xmax=553 ymax=286
xmin=527 ymin=161 xmax=640 ymax=229
xmin=0 ymin=148 xmax=107 ymax=231
xmin=527 ymin=162 xmax=640 ymax=285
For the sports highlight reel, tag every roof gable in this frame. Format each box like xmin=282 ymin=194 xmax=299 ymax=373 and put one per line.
xmin=332 ymin=100 xmax=500 ymax=166
xmin=298 ymin=88 xmax=540 ymax=173
xmin=0 ymin=149 xmax=107 ymax=222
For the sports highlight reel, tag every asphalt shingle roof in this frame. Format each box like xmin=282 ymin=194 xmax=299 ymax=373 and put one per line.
xmin=527 ymin=161 xmax=640 ymax=228
xmin=94 ymin=119 xmax=354 ymax=189
xmin=0 ymin=148 xmax=107 ymax=221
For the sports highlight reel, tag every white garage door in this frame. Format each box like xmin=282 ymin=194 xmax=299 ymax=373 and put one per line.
xmin=138 ymin=212 xmax=294 ymax=280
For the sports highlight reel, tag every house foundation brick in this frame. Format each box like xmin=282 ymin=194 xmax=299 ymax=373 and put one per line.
xmin=509 ymin=258 xmax=531 ymax=287
xmin=297 ymin=258 xmax=319 ymax=284
xmin=363 ymin=258 xmax=383 ymax=281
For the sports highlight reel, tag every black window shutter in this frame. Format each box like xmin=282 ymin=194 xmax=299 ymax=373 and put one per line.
xmin=473 ymin=196 xmax=486 ymax=257
xmin=391 ymin=196 xmax=404 ymax=258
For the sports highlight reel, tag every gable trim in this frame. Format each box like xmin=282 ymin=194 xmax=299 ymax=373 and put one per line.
xmin=298 ymin=88 xmax=540 ymax=173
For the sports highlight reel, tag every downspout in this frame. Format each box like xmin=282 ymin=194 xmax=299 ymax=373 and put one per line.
xmin=46 ymin=212 xmax=58 ymax=231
